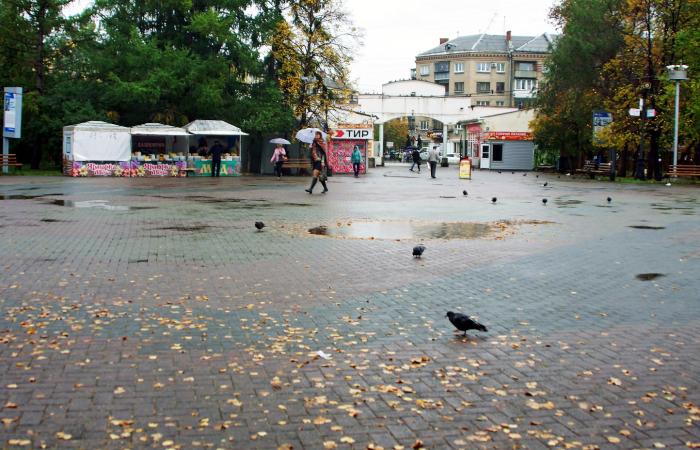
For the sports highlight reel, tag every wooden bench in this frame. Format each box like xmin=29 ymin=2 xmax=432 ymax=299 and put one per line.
xmin=576 ymin=160 xmax=612 ymax=179
xmin=667 ymin=165 xmax=700 ymax=178
xmin=283 ymin=158 xmax=311 ymax=175
xmin=0 ymin=154 xmax=23 ymax=173
xmin=536 ymin=164 xmax=555 ymax=173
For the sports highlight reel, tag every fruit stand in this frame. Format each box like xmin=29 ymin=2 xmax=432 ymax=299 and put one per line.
xmin=130 ymin=123 xmax=190 ymax=177
xmin=183 ymin=120 xmax=248 ymax=176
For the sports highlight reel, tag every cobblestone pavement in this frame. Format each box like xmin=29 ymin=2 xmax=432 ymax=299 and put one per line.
xmin=0 ymin=167 xmax=699 ymax=450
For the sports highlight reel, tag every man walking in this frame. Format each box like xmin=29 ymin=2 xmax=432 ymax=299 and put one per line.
xmin=428 ymin=145 xmax=439 ymax=178
xmin=209 ymin=140 xmax=225 ymax=177
xmin=409 ymin=147 xmax=421 ymax=173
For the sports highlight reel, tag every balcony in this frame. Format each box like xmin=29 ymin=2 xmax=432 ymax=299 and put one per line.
xmin=514 ymin=70 xmax=537 ymax=79
xmin=513 ymin=90 xmax=536 ymax=99
xmin=434 ymin=72 xmax=450 ymax=81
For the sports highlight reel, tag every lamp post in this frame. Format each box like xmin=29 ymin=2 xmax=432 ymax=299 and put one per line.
xmin=666 ymin=64 xmax=688 ymax=168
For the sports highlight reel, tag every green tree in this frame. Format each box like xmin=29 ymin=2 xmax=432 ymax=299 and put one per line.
xmin=532 ymin=0 xmax=624 ymax=170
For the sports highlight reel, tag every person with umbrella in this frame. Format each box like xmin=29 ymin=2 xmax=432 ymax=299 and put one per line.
xmin=269 ymin=138 xmax=290 ymax=179
xmin=305 ymin=131 xmax=329 ymax=194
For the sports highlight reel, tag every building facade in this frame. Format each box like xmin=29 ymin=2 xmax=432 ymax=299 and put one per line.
xmin=414 ymin=32 xmax=557 ymax=107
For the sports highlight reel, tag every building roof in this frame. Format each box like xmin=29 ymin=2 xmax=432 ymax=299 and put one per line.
xmin=63 ymin=121 xmax=130 ymax=132
xmin=417 ymin=33 xmax=558 ymax=57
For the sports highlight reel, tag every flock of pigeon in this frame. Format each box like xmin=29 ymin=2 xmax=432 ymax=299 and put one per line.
xmin=252 ymin=175 xmax=614 ymax=339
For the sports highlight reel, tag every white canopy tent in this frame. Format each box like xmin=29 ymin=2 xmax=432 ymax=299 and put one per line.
xmin=183 ymin=120 xmax=249 ymax=136
xmin=131 ymin=123 xmax=190 ymax=155
xmin=63 ymin=121 xmax=131 ymax=161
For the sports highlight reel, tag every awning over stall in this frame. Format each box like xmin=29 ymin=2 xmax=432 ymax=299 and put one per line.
xmin=63 ymin=121 xmax=131 ymax=161
xmin=131 ymin=123 xmax=189 ymax=136
xmin=183 ymin=120 xmax=248 ymax=136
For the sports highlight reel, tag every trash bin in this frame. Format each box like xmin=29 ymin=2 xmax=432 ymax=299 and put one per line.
xmin=368 ymin=157 xmax=375 ymax=168
xmin=441 ymin=157 xmax=448 ymax=167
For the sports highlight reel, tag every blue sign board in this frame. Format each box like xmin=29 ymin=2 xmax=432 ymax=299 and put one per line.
xmin=3 ymin=87 xmax=22 ymax=138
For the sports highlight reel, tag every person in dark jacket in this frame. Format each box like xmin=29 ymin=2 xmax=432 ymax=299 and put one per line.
xmin=409 ymin=148 xmax=421 ymax=173
xmin=209 ymin=140 xmax=225 ymax=177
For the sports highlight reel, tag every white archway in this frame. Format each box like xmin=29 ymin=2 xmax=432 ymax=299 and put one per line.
xmin=332 ymin=80 xmax=520 ymax=159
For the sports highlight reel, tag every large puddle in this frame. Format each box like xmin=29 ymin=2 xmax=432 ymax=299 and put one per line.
xmin=308 ymin=221 xmax=505 ymax=240
xmin=48 ymin=199 xmax=156 ymax=211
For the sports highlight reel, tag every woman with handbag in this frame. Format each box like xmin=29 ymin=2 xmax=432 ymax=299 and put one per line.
xmin=270 ymin=144 xmax=287 ymax=179
xmin=305 ymin=131 xmax=329 ymax=194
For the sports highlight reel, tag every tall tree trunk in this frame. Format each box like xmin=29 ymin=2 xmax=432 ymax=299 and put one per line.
xmin=31 ymin=0 xmax=48 ymax=170
xmin=647 ymin=128 xmax=662 ymax=180
xmin=620 ymin=142 xmax=628 ymax=177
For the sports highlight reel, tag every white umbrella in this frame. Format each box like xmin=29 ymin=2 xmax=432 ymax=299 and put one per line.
xmin=269 ymin=138 xmax=291 ymax=145
xmin=295 ymin=128 xmax=326 ymax=144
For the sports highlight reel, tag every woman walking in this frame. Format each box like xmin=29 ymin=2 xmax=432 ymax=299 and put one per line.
xmin=305 ymin=131 xmax=329 ymax=194
xmin=351 ymin=145 xmax=362 ymax=177
xmin=270 ymin=143 xmax=287 ymax=179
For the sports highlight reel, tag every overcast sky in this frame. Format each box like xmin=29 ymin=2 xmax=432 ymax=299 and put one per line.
xmin=345 ymin=0 xmax=560 ymax=93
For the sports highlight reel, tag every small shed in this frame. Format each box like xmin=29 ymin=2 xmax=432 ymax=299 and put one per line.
xmin=63 ymin=121 xmax=131 ymax=162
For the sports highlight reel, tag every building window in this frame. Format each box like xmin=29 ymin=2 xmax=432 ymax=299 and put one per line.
xmin=496 ymin=100 xmax=505 ymax=106
xmin=476 ymin=82 xmax=491 ymax=93
xmin=492 ymin=143 xmax=503 ymax=162
xmin=420 ymin=65 xmax=429 ymax=76
xmin=434 ymin=61 xmax=450 ymax=72
xmin=496 ymin=82 xmax=505 ymax=93
xmin=477 ymin=62 xmax=490 ymax=73
xmin=454 ymin=63 xmax=464 ymax=73
xmin=420 ymin=120 xmax=429 ymax=131
xmin=476 ymin=100 xmax=490 ymax=106
xmin=496 ymin=62 xmax=506 ymax=73
xmin=515 ymin=78 xmax=537 ymax=91
xmin=454 ymin=82 xmax=464 ymax=93
xmin=517 ymin=62 xmax=535 ymax=71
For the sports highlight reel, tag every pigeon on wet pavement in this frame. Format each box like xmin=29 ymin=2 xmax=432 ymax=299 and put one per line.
xmin=542 ymin=198 xmax=548 ymax=205
xmin=412 ymin=245 xmax=425 ymax=258
xmin=446 ymin=311 xmax=488 ymax=336
xmin=543 ymin=182 xmax=548 ymax=187
xmin=607 ymin=197 xmax=612 ymax=203
xmin=491 ymin=197 xmax=497 ymax=204
xmin=255 ymin=221 xmax=265 ymax=231
xmin=462 ymin=190 xmax=468 ymax=196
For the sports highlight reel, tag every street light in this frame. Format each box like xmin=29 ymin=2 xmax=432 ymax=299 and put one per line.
xmin=666 ymin=64 xmax=688 ymax=168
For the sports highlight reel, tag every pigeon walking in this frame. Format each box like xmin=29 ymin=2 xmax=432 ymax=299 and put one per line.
xmin=412 ymin=245 xmax=425 ymax=258
xmin=542 ymin=198 xmax=548 ymax=205
xmin=462 ymin=190 xmax=468 ymax=196
xmin=446 ymin=311 xmax=488 ymax=336
xmin=491 ymin=197 xmax=497 ymax=204
xmin=255 ymin=221 xmax=265 ymax=231
xmin=607 ymin=197 xmax=612 ymax=203
xmin=543 ymin=182 xmax=548 ymax=187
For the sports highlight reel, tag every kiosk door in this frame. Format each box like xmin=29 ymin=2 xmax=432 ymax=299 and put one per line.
xmin=480 ymin=144 xmax=491 ymax=169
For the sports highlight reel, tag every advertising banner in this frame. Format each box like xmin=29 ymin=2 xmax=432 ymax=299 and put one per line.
xmin=459 ymin=159 xmax=472 ymax=179
xmin=193 ymin=159 xmax=240 ymax=176
xmin=328 ymin=139 xmax=366 ymax=174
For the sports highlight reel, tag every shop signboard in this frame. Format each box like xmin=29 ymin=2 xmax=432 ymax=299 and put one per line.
xmin=483 ymin=131 xmax=532 ymax=141
xmin=332 ymin=128 xmax=372 ymax=140
xmin=459 ymin=159 xmax=471 ymax=179
xmin=193 ymin=159 xmax=240 ymax=176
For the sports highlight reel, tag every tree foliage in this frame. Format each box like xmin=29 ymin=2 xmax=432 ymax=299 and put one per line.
xmin=533 ymin=0 xmax=699 ymax=173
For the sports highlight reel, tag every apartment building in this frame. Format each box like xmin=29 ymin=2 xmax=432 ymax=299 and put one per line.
xmin=414 ymin=32 xmax=557 ymax=107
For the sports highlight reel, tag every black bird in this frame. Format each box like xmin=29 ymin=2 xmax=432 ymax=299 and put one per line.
xmin=497 ymin=170 xmax=502 ymax=174
xmin=607 ymin=197 xmax=612 ymax=203
xmin=536 ymin=175 xmax=539 ymax=178
xmin=462 ymin=190 xmax=468 ymax=196
xmin=491 ymin=197 xmax=497 ymax=204
xmin=543 ymin=182 xmax=548 ymax=187
xmin=446 ymin=311 xmax=488 ymax=336
xmin=255 ymin=221 xmax=265 ymax=231
xmin=542 ymin=198 xmax=548 ymax=205
xmin=412 ymin=245 xmax=425 ymax=258
xmin=523 ymin=173 xmax=527 ymax=177
xmin=511 ymin=171 xmax=515 ymax=174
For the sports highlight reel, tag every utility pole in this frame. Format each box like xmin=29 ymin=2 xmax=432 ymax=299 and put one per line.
xmin=634 ymin=83 xmax=650 ymax=180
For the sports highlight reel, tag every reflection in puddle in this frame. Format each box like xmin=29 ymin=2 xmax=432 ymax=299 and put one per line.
xmin=0 ymin=194 xmax=63 ymax=200
xmin=308 ymin=221 xmax=494 ymax=240
xmin=636 ymin=273 xmax=665 ymax=281
xmin=49 ymin=199 xmax=155 ymax=211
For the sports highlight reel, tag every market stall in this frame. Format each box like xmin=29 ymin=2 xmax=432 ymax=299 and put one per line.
xmin=327 ymin=124 xmax=372 ymax=175
xmin=130 ymin=123 xmax=190 ymax=177
xmin=183 ymin=120 xmax=247 ymax=176
xmin=63 ymin=121 xmax=131 ymax=176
